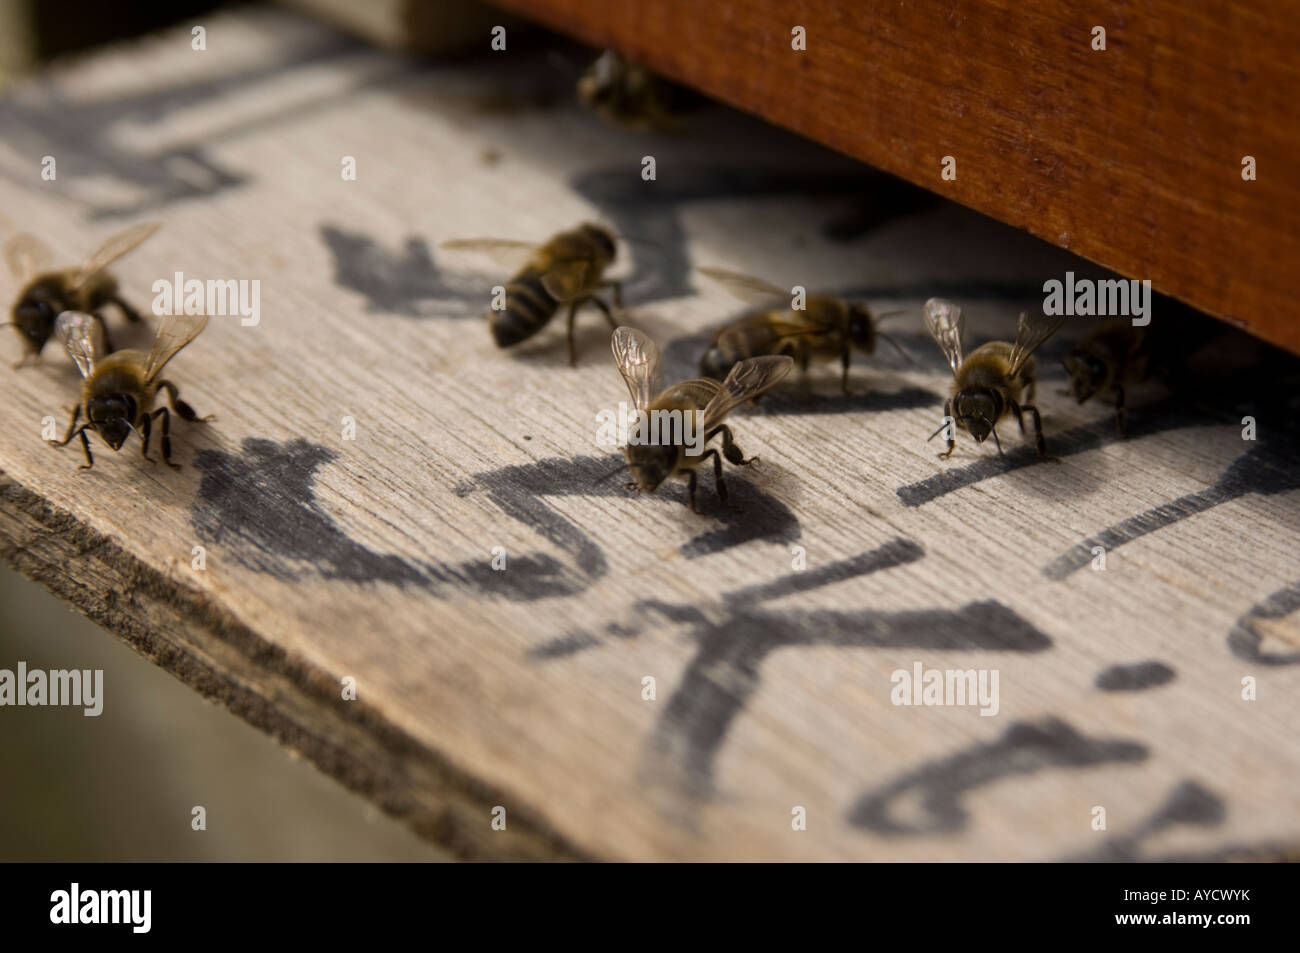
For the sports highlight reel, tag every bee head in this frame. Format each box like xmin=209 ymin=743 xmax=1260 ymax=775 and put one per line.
xmin=954 ymin=390 xmax=1001 ymax=443
xmin=698 ymin=345 xmax=733 ymax=381
xmin=1063 ymin=350 xmax=1106 ymax=404
xmin=581 ymin=223 xmax=617 ymax=265
xmin=623 ymin=441 xmax=676 ymax=494
xmin=847 ymin=303 xmax=876 ymax=352
xmin=12 ymin=294 xmax=58 ymax=350
xmin=87 ymin=395 xmax=136 ymax=451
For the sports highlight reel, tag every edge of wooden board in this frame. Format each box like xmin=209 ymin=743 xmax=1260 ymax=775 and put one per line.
xmin=0 ymin=471 xmax=595 ymax=863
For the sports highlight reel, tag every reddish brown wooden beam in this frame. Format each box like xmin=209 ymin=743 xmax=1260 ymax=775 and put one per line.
xmin=490 ymin=0 xmax=1300 ymax=355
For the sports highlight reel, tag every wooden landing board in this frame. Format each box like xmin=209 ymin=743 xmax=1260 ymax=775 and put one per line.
xmin=0 ymin=8 xmax=1298 ymax=861
xmin=492 ymin=0 xmax=1300 ymax=357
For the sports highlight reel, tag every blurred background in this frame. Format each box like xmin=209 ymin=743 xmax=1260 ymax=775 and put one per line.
xmin=0 ymin=565 xmax=447 ymax=860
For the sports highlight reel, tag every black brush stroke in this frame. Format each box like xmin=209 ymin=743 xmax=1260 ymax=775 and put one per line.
xmin=848 ymin=718 xmax=1147 ymax=836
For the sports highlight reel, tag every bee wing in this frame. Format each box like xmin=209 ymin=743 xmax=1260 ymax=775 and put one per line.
xmin=437 ymin=238 xmax=539 ymax=272
xmin=701 ymin=354 xmax=794 ymax=429
xmin=55 ymin=310 xmax=105 ymax=379
xmin=1007 ymin=311 xmax=1065 ymax=376
xmin=3 ymin=233 xmax=55 ymax=282
xmin=144 ymin=312 xmax=208 ymax=382
xmin=698 ymin=266 xmax=788 ymax=305
xmin=70 ymin=222 xmax=160 ymax=291
xmin=923 ymin=297 xmax=965 ymax=376
xmin=611 ymin=326 xmax=661 ymax=410
xmin=539 ymin=256 xmax=598 ymax=301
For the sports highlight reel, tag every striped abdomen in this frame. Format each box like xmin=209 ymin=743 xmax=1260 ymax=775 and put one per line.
xmin=490 ymin=267 xmax=557 ymax=348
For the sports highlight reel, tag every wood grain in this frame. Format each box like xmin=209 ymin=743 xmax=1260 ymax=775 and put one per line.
xmin=490 ymin=0 xmax=1300 ymax=356
xmin=0 ymin=8 xmax=1297 ymax=861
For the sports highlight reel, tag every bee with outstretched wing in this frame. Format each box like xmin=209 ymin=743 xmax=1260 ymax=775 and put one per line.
xmin=613 ymin=326 xmax=792 ymax=512
xmin=441 ymin=223 xmax=623 ymax=366
xmin=3 ymin=223 xmax=159 ymax=367
xmin=698 ymin=265 xmax=908 ymax=393
xmin=925 ymin=299 xmax=1063 ymax=459
xmin=52 ymin=309 xmax=212 ymax=470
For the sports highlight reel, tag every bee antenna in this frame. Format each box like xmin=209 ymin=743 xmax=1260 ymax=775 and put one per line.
xmin=877 ymin=330 xmax=917 ymax=365
xmin=926 ymin=421 xmax=949 ymax=442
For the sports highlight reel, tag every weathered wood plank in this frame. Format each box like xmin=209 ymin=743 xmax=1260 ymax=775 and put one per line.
xmin=0 ymin=8 xmax=1297 ymax=861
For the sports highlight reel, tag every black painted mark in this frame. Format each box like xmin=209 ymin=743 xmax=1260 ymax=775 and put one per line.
xmin=1095 ymin=661 xmax=1176 ymax=691
xmin=1227 ymin=579 xmax=1300 ymax=666
xmin=457 ymin=454 xmax=800 ymax=576
xmin=1060 ymin=780 xmax=1224 ymax=862
xmin=0 ymin=32 xmax=383 ymax=218
xmin=1043 ymin=440 xmax=1300 ymax=579
xmin=192 ymin=438 xmax=587 ymax=600
xmin=320 ymin=225 xmax=488 ymax=317
xmin=633 ymin=530 xmax=1047 ymax=798
xmin=847 ymin=718 xmax=1146 ymax=836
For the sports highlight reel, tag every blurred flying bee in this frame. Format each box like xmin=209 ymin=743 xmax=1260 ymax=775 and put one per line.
xmin=441 ymin=223 xmax=622 ymax=366
xmin=1062 ymin=318 xmax=1151 ymax=436
xmin=697 ymin=266 xmax=908 ymax=394
xmin=576 ymin=49 xmax=695 ymax=130
xmin=52 ymin=310 xmax=211 ymax=470
xmin=612 ymin=326 xmax=792 ymax=512
xmin=2 ymin=223 xmax=159 ymax=368
xmin=924 ymin=298 xmax=1063 ymax=459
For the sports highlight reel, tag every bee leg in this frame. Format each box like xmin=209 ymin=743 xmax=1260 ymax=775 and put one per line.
xmin=153 ymin=406 xmax=181 ymax=469
xmin=840 ymin=345 xmax=851 ymax=395
xmin=584 ymin=293 xmax=618 ymax=331
xmin=707 ymin=425 xmax=756 ymax=466
xmin=936 ymin=398 xmax=956 ymax=459
xmin=138 ymin=413 xmax=157 ymax=463
xmin=157 ymin=380 xmax=214 ymax=423
xmin=990 ymin=426 xmax=1005 ymax=458
xmin=599 ymin=280 xmax=624 ymax=310
xmin=1021 ymin=403 xmax=1059 ymax=462
xmin=77 ymin=429 xmax=94 ymax=469
xmin=704 ymin=448 xmax=742 ymax=512
xmin=110 ymin=294 xmax=143 ymax=323
xmin=686 ymin=469 xmax=702 ymax=514
xmin=53 ymin=404 xmax=82 ymax=445
xmin=1114 ymin=384 xmax=1128 ymax=438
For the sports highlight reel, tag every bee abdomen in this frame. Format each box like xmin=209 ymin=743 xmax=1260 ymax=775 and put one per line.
xmin=490 ymin=271 xmax=556 ymax=348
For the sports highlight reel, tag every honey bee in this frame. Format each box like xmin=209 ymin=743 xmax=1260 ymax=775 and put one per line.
xmin=576 ymin=49 xmax=691 ymax=130
xmin=612 ymin=326 xmax=793 ymax=512
xmin=924 ymin=298 xmax=1063 ymax=459
xmin=51 ymin=309 xmax=211 ymax=470
xmin=2 ymin=223 xmax=160 ymax=367
xmin=1062 ymin=318 xmax=1151 ymax=436
xmin=441 ymin=223 xmax=622 ymax=366
xmin=697 ymin=266 xmax=907 ymax=394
